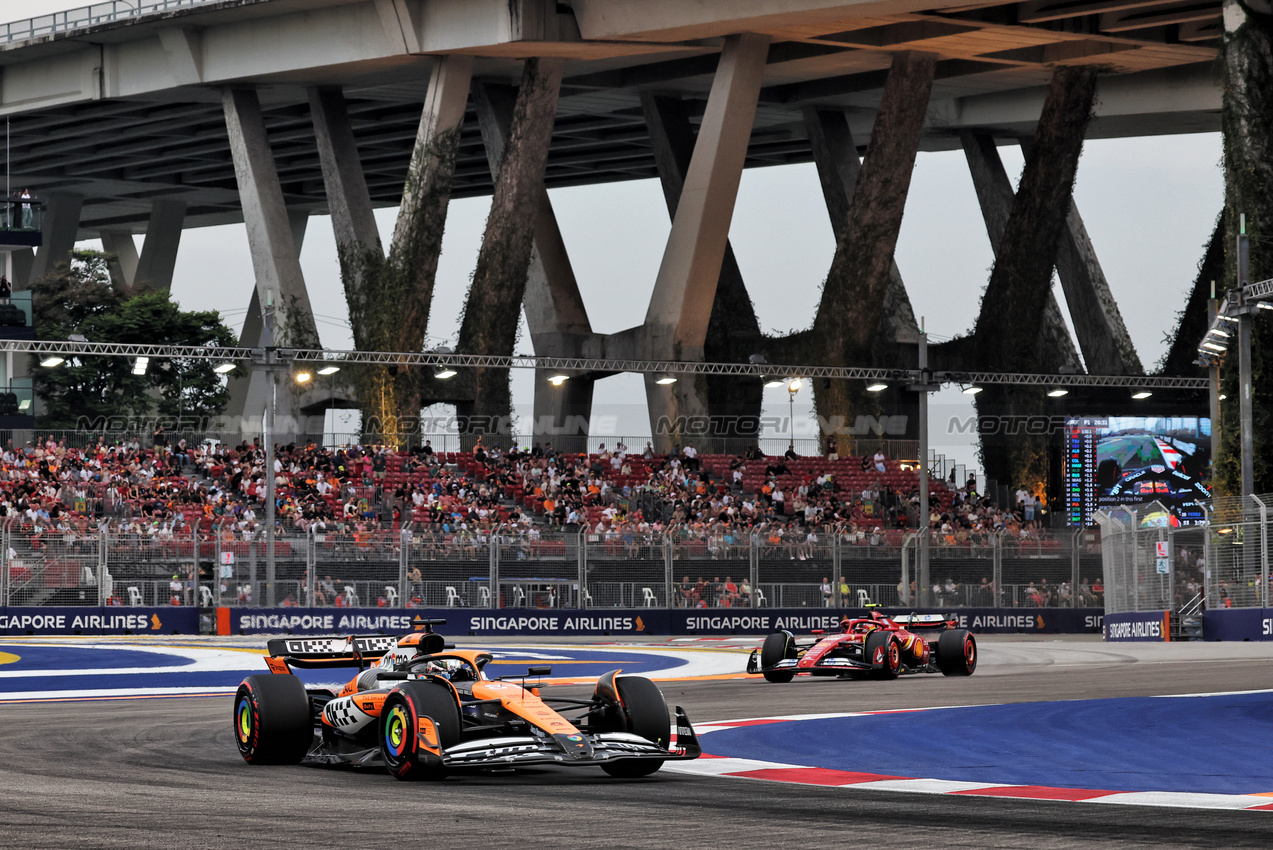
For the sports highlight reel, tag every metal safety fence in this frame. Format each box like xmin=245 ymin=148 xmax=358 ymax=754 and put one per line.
xmin=1095 ymin=496 xmax=1271 ymax=617
xmin=0 ymin=523 xmax=1101 ymax=613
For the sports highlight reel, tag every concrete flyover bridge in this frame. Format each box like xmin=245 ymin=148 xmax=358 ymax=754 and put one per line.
xmin=0 ymin=0 xmax=1225 ymax=451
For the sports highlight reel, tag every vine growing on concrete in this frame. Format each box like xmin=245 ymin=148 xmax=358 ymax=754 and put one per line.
xmin=1215 ymin=0 xmax=1273 ymax=497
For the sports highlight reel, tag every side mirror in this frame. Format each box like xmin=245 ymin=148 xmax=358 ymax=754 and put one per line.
xmin=527 ymin=665 xmax=552 ymax=676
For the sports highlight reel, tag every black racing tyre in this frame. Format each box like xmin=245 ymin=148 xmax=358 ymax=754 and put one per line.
xmin=381 ymin=680 xmax=462 ymax=781
xmin=760 ymin=631 xmax=795 ymax=683
xmin=936 ymin=628 xmax=978 ymax=676
xmin=234 ymin=674 xmax=312 ymax=765
xmin=865 ymin=631 xmax=901 ymax=680
xmin=601 ymin=676 xmax=669 ymax=778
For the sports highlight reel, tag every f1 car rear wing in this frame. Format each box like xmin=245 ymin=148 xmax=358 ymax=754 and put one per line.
xmin=892 ymin=613 xmax=959 ymax=630
xmin=265 ymin=635 xmax=401 ymax=669
xmin=264 ymin=618 xmax=449 ymax=670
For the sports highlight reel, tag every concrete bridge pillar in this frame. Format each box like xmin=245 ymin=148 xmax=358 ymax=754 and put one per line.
xmin=27 ymin=192 xmax=83 ymax=285
xmin=970 ymin=67 xmax=1099 ymax=492
xmin=642 ymin=91 xmax=764 ymax=452
xmin=222 ymin=85 xmax=320 ymax=439
xmin=961 ymin=131 xmax=1083 ymax=376
xmin=804 ymin=51 xmax=936 ymax=445
xmin=641 ymin=33 xmax=770 ymax=453
xmin=101 ymin=199 xmax=187 ymax=291
xmin=473 ymin=80 xmax=595 ymax=447
xmin=455 ymin=57 xmax=565 ymax=445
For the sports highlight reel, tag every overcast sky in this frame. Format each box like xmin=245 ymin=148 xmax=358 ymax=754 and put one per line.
xmin=17 ymin=1 xmax=1227 ymax=470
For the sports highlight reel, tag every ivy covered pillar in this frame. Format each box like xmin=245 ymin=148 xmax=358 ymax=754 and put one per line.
xmin=805 ymin=51 xmax=936 ymax=451
xmin=1216 ymin=0 xmax=1273 ymax=496
xmin=970 ymin=67 xmax=1098 ymax=494
xmin=311 ymin=56 xmax=474 ymax=437
xmin=473 ymin=81 xmax=595 ymax=449
xmin=641 ymin=34 xmax=769 ymax=454
xmin=642 ymin=91 xmax=763 ymax=453
xmin=455 ymin=57 xmax=565 ymax=445
xmin=805 ymin=106 xmax=920 ymax=450
xmin=960 ymin=131 xmax=1083 ymax=376
xmin=222 ymin=87 xmax=321 ymax=439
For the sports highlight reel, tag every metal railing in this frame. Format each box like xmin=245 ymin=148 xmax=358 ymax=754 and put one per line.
xmin=1096 ymin=497 xmax=1271 ymax=616
xmin=2 ymin=1 xmax=223 ymax=44
xmin=1 ymin=522 xmax=1099 ymax=612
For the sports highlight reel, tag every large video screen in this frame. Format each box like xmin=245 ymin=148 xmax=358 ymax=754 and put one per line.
xmin=1065 ymin=416 xmax=1211 ymax=527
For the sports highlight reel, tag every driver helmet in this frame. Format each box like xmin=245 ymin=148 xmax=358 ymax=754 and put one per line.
xmin=423 ymin=660 xmax=451 ymax=679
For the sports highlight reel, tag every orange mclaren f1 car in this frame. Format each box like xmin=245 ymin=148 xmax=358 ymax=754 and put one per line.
xmin=234 ymin=619 xmax=701 ymax=779
xmin=746 ymin=610 xmax=977 ymax=682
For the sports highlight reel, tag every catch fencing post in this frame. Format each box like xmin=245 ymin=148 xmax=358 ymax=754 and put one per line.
xmin=489 ymin=532 xmax=499 ymax=609
xmin=831 ymin=535 xmax=842 ymax=608
xmin=97 ymin=522 xmax=110 ymax=606
xmin=0 ymin=518 xmax=9 ymax=607
xmin=748 ymin=531 xmax=759 ymax=608
xmin=1071 ymin=528 xmax=1082 ymax=608
xmin=397 ymin=525 xmax=409 ymax=609
xmin=577 ymin=528 xmax=587 ymax=609
xmin=663 ymin=533 xmax=674 ymax=609
xmin=992 ymin=530 xmax=1004 ymax=608
xmin=1254 ymin=495 xmax=1269 ymax=608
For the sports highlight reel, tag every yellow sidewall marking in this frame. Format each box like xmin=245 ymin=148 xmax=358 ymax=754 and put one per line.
xmin=0 ymin=651 xmax=21 ymax=666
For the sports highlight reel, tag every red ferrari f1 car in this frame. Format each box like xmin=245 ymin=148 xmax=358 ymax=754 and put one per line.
xmin=234 ymin=618 xmax=701 ymax=779
xmin=746 ymin=610 xmax=977 ymax=682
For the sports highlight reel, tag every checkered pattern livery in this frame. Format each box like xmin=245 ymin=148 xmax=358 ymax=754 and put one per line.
xmin=323 ymin=699 xmax=362 ymax=729
xmin=281 ymin=636 xmax=399 ymax=657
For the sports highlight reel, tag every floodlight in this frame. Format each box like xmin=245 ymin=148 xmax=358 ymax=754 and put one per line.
xmin=295 ymin=371 xmax=312 ymax=383
xmin=763 ymin=377 xmax=785 ymax=388
xmin=962 ymin=385 xmax=983 ymax=395
xmin=1047 ymin=389 xmax=1068 ymax=397
xmin=213 ymin=362 xmax=236 ymax=374
xmin=1131 ymin=391 xmax=1152 ymax=400
xmin=655 ymin=375 xmax=677 ymax=385
xmin=549 ymin=375 xmax=569 ymax=386
xmin=132 ymin=356 xmax=149 ymax=376
xmin=866 ymin=383 xmax=888 ymax=392
xmin=40 ymin=356 xmax=64 ymax=368
xmin=434 ymin=368 xmax=457 ymax=380
xmin=317 ymin=366 xmax=340 ymax=376
xmin=787 ymin=378 xmax=803 ymax=394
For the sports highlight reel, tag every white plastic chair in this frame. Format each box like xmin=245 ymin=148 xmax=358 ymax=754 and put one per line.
xmin=753 ymin=587 xmax=767 ymax=608
xmin=199 ymin=586 xmax=213 ymax=607
xmin=580 ymin=587 xmax=594 ymax=606
xmin=343 ymin=585 xmax=358 ymax=607
xmin=479 ymin=585 xmax=491 ymax=607
xmin=126 ymin=586 xmax=142 ymax=606
xmin=511 ymin=585 xmax=526 ymax=607
xmin=445 ymin=585 xmax=461 ymax=607
xmin=642 ymin=587 xmax=658 ymax=607
xmin=857 ymin=588 xmax=872 ymax=607
xmin=384 ymin=586 xmax=399 ymax=607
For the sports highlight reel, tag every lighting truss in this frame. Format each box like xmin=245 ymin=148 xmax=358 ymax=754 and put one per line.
xmin=1197 ymin=277 xmax=1273 ymax=363
xmin=1 ymin=339 xmax=1210 ymax=390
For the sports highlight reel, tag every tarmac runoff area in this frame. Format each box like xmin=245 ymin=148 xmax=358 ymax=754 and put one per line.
xmin=1 ymin=635 xmax=1272 ymax=847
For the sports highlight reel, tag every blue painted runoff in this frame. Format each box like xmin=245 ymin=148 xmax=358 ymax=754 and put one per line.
xmin=703 ymin=692 xmax=1273 ymax=795
xmin=0 ymin=644 xmax=194 ymax=672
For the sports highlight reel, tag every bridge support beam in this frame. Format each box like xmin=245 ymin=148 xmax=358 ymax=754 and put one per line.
xmin=641 ymin=33 xmax=770 ymax=453
xmin=971 ymin=66 xmax=1099 ymax=491
xmin=643 ymin=91 xmax=763 ymax=452
xmin=961 ymin=131 xmax=1083 ymax=376
xmin=100 ymin=231 xmax=139 ymax=289
xmin=456 ymin=57 xmax=565 ymax=444
xmin=101 ymin=199 xmax=187 ymax=291
xmin=804 ymin=51 xmax=936 ymax=445
xmin=222 ymin=84 xmax=320 ymax=438
xmin=28 ymin=193 xmax=83 ymax=285
xmin=474 ymin=80 xmax=595 ymax=446
xmin=805 ymin=106 xmax=921 ymax=447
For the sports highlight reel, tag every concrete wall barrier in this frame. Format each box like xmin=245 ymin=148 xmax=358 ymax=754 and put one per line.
xmin=1202 ymin=608 xmax=1273 ymax=642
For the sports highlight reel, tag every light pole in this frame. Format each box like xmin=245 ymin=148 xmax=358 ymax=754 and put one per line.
xmin=787 ymin=377 xmax=801 ymax=453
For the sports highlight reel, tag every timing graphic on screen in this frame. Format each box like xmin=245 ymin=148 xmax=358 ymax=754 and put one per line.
xmin=1065 ymin=416 xmax=1211 ymax=527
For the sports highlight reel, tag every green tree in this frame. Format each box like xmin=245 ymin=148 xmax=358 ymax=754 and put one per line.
xmin=32 ymin=250 xmax=240 ymax=428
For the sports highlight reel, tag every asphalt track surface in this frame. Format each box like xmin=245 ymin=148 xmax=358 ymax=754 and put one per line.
xmin=2 ymin=637 xmax=1273 ymax=848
